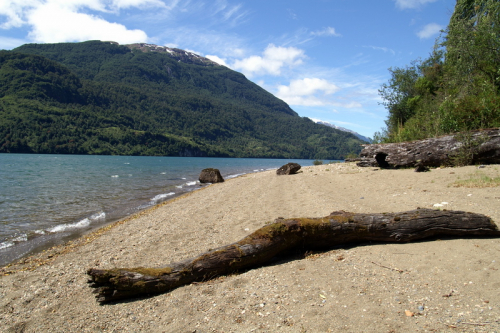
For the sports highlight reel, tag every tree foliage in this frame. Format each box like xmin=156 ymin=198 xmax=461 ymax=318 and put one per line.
xmin=376 ymin=0 xmax=500 ymax=143
xmin=0 ymin=41 xmax=364 ymax=159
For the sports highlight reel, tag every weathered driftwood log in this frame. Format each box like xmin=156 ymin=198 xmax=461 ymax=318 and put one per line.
xmin=87 ymin=208 xmax=500 ymax=303
xmin=357 ymin=128 xmax=500 ymax=168
xmin=276 ymin=162 xmax=301 ymax=175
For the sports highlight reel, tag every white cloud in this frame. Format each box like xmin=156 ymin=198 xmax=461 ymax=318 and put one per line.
xmin=276 ymin=78 xmax=340 ymax=106
xmin=0 ymin=0 xmax=165 ymax=43
xmin=206 ymin=55 xmax=229 ymax=67
xmin=27 ymin=3 xmax=147 ymax=43
xmin=232 ymin=44 xmax=305 ymax=76
xmin=417 ymin=23 xmax=443 ymax=39
xmin=311 ymin=27 xmax=341 ymax=37
xmin=0 ymin=0 xmax=37 ymax=29
xmin=394 ymin=0 xmax=438 ymax=9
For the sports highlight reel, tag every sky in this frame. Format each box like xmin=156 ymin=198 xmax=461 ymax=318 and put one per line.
xmin=0 ymin=0 xmax=457 ymax=138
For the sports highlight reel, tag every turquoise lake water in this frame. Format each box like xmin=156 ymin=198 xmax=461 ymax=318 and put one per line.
xmin=0 ymin=154 xmax=323 ymax=266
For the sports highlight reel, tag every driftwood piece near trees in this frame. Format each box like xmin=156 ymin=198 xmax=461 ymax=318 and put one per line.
xmin=356 ymin=128 xmax=500 ymax=168
xmin=87 ymin=208 xmax=500 ymax=303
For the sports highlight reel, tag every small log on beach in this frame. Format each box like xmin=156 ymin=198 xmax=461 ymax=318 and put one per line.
xmin=87 ymin=208 xmax=500 ymax=303
xmin=356 ymin=128 xmax=500 ymax=168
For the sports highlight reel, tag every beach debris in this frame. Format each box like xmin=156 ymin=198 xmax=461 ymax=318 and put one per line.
xmin=276 ymin=163 xmax=301 ymax=175
xmin=371 ymin=261 xmax=404 ymax=273
xmin=199 ymin=168 xmax=224 ymax=183
xmin=405 ymin=310 xmax=414 ymax=317
xmin=87 ymin=208 xmax=500 ymax=303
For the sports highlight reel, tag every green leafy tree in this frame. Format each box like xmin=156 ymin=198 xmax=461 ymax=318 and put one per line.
xmin=377 ymin=0 xmax=500 ymax=143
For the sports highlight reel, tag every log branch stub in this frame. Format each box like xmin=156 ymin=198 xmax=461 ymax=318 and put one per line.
xmin=87 ymin=208 xmax=500 ymax=303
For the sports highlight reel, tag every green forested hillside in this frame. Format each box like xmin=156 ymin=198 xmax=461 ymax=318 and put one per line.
xmin=376 ymin=0 xmax=500 ymax=143
xmin=0 ymin=41 xmax=363 ymax=159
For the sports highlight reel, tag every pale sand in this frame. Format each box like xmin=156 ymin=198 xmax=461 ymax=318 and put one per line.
xmin=1 ymin=163 xmax=500 ymax=332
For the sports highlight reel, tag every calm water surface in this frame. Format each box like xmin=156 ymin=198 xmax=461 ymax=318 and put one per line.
xmin=0 ymin=154 xmax=321 ymax=266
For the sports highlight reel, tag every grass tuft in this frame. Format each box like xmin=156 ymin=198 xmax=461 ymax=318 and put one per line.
xmin=452 ymin=171 xmax=500 ymax=188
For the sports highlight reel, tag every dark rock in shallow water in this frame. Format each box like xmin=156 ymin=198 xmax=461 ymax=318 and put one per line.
xmin=276 ymin=163 xmax=301 ymax=175
xmin=199 ymin=168 xmax=224 ymax=183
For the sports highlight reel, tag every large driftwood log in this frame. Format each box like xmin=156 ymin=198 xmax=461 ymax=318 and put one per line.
xmin=356 ymin=128 xmax=500 ymax=168
xmin=87 ymin=208 xmax=500 ymax=303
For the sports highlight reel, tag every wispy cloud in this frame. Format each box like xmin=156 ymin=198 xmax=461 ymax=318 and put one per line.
xmin=311 ymin=27 xmax=341 ymax=37
xmin=417 ymin=23 xmax=443 ymax=39
xmin=276 ymin=78 xmax=340 ymax=106
xmin=287 ymin=8 xmax=297 ymax=20
xmin=364 ymin=45 xmax=395 ymax=55
xmin=394 ymin=0 xmax=438 ymax=10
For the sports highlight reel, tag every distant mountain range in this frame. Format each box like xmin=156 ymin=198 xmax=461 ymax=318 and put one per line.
xmin=0 ymin=40 xmax=365 ymax=159
xmin=311 ymin=119 xmax=372 ymax=143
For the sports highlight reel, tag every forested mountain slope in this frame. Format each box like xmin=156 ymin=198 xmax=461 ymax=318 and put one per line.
xmin=1 ymin=40 xmax=363 ymax=159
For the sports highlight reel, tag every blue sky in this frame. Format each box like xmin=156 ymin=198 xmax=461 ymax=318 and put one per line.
xmin=0 ymin=0 xmax=457 ymax=138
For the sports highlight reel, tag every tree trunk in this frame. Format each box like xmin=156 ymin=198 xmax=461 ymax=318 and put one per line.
xmin=87 ymin=208 xmax=500 ymax=303
xmin=356 ymin=128 xmax=500 ymax=168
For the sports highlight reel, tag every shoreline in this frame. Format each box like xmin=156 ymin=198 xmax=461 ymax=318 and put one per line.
xmin=0 ymin=182 xmax=215 ymax=276
xmin=1 ymin=163 xmax=499 ymax=332
xmin=0 ymin=159 xmax=289 ymax=268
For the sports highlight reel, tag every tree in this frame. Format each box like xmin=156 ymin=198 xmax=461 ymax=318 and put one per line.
xmin=378 ymin=62 xmax=420 ymax=138
xmin=377 ymin=0 xmax=500 ymax=143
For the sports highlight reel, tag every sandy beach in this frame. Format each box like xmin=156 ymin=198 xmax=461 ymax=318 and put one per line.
xmin=1 ymin=162 xmax=500 ymax=332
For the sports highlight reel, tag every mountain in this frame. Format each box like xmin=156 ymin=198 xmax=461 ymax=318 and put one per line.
xmin=0 ymin=40 xmax=364 ymax=159
xmin=311 ymin=119 xmax=372 ymax=143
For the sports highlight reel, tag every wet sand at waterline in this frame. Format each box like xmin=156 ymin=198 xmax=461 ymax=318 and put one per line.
xmin=1 ymin=163 xmax=500 ymax=332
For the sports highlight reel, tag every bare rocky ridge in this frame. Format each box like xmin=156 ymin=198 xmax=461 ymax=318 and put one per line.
xmin=124 ymin=42 xmax=221 ymax=67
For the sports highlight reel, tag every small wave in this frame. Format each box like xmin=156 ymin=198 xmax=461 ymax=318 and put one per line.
xmin=185 ymin=181 xmax=197 ymax=186
xmin=111 ymin=175 xmax=119 ymax=178
xmin=0 ymin=241 xmax=14 ymax=250
xmin=124 ymin=163 xmax=130 ymax=164
xmin=13 ymin=234 xmax=28 ymax=242
xmin=160 ymin=172 xmax=167 ymax=175
xmin=0 ymin=233 xmax=28 ymax=250
xmin=176 ymin=185 xmax=183 ymax=189
xmin=151 ymin=192 xmax=175 ymax=203
xmin=48 ymin=212 xmax=106 ymax=233
xmin=226 ymin=173 xmax=245 ymax=179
